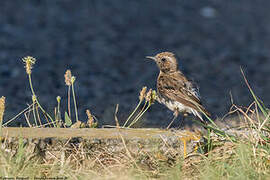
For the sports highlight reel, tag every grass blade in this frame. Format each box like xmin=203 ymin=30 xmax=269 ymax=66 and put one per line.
xmin=240 ymin=67 xmax=268 ymax=117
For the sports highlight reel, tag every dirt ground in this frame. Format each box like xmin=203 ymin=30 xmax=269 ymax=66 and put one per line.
xmin=0 ymin=0 xmax=270 ymax=127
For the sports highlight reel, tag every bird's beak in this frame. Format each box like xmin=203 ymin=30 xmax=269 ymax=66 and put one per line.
xmin=146 ymin=56 xmax=156 ymax=61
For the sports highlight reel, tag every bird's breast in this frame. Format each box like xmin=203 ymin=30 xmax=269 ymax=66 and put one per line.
xmin=158 ymin=95 xmax=192 ymax=113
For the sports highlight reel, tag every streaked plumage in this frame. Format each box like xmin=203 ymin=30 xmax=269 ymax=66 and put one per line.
xmin=147 ymin=52 xmax=210 ymax=128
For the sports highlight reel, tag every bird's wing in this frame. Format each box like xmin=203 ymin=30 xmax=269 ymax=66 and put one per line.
xmin=158 ymin=74 xmax=210 ymax=116
xmin=182 ymin=80 xmax=201 ymax=103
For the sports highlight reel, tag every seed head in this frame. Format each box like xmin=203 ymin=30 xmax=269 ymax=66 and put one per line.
xmin=151 ymin=90 xmax=157 ymax=104
xmin=145 ymin=89 xmax=157 ymax=104
xmin=0 ymin=96 xmax=6 ymax=123
xmin=86 ymin=109 xmax=94 ymax=127
xmin=71 ymin=76 xmax=76 ymax=84
xmin=22 ymin=56 xmax=36 ymax=75
xmin=145 ymin=89 xmax=152 ymax=102
xmin=64 ymin=70 xmax=72 ymax=86
xmin=56 ymin=96 xmax=61 ymax=103
xmin=139 ymin=86 xmax=147 ymax=101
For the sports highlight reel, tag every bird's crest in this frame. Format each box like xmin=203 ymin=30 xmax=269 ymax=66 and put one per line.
xmin=155 ymin=52 xmax=175 ymax=59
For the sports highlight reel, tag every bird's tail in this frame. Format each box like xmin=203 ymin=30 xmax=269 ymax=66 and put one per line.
xmin=191 ymin=107 xmax=211 ymax=126
xmin=194 ymin=110 xmax=207 ymax=124
xmin=199 ymin=105 xmax=211 ymax=118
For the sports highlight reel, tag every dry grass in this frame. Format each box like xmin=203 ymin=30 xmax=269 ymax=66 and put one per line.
xmin=0 ymin=57 xmax=269 ymax=179
xmin=0 ymin=97 xmax=269 ymax=179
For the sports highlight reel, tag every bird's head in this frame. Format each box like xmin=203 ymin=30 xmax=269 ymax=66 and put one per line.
xmin=146 ymin=52 xmax=178 ymax=73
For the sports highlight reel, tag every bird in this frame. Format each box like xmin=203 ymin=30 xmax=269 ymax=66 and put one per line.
xmin=146 ymin=52 xmax=210 ymax=129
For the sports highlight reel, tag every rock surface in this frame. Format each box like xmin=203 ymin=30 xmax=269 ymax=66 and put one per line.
xmin=1 ymin=128 xmax=203 ymax=158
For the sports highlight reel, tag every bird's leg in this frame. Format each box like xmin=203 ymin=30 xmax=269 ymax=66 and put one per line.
xmin=166 ymin=110 xmax=179 ymax=129
xmin=176 ymin=113 xmax=188 ymax=129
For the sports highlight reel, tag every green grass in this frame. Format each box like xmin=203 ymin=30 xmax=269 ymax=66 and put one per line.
xmin=0 ymin=57 xmax=269 ymax=179
xmin=0 ymin=136 xmax=269 ymax=179
xmin=199 ymin=143 xmax=270 ymax=180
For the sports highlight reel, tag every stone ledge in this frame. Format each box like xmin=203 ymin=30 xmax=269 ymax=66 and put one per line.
xmin=0 ymin=128 xmax=203 ymax=158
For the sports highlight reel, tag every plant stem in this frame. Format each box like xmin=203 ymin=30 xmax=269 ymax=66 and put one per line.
xmin=72 ymin=82 xmax=79 ymax=122
xmin=32 ymin=103 xmax=38 ymax=127
xmin=207 ymin=128 xmax=211 ymax=153
xmin=241 ymin=68 xmax=268 ymax=117
xmin=123 ymin=100 xmax=143 ymax=127
xmin=128 ymin=102 xmax=151 ymax=128
xmin=3 ymin=104 xmax=33 ymax=127
xmin=57 ymin=99 xmax=61 ymax=127
xmin=28 ymin=74 xmax=55 ymax=127
xmin=68 ymin=85 xmax=71 ymax=117
xmin=24 ymin=111 xmax=32 ymax=127
xmin=128 ymin=100 xmax=148 ymax=127
xmin=36 ymin=104 xmax=42 ymax=126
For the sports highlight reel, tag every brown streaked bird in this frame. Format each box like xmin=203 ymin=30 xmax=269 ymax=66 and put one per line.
xmin=146 ymin=52 xmax=210 ymax=129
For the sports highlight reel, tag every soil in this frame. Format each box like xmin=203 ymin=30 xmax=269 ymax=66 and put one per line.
xmin=0 ymin=0 xmax=269 ymax=127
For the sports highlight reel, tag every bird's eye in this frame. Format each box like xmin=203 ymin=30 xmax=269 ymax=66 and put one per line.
xmin=161 ymin=58 xmax=166 ymax=62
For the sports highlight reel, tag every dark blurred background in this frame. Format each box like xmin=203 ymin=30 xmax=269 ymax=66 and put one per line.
xmin=0 ymin=0 xmax=269 ymax=127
